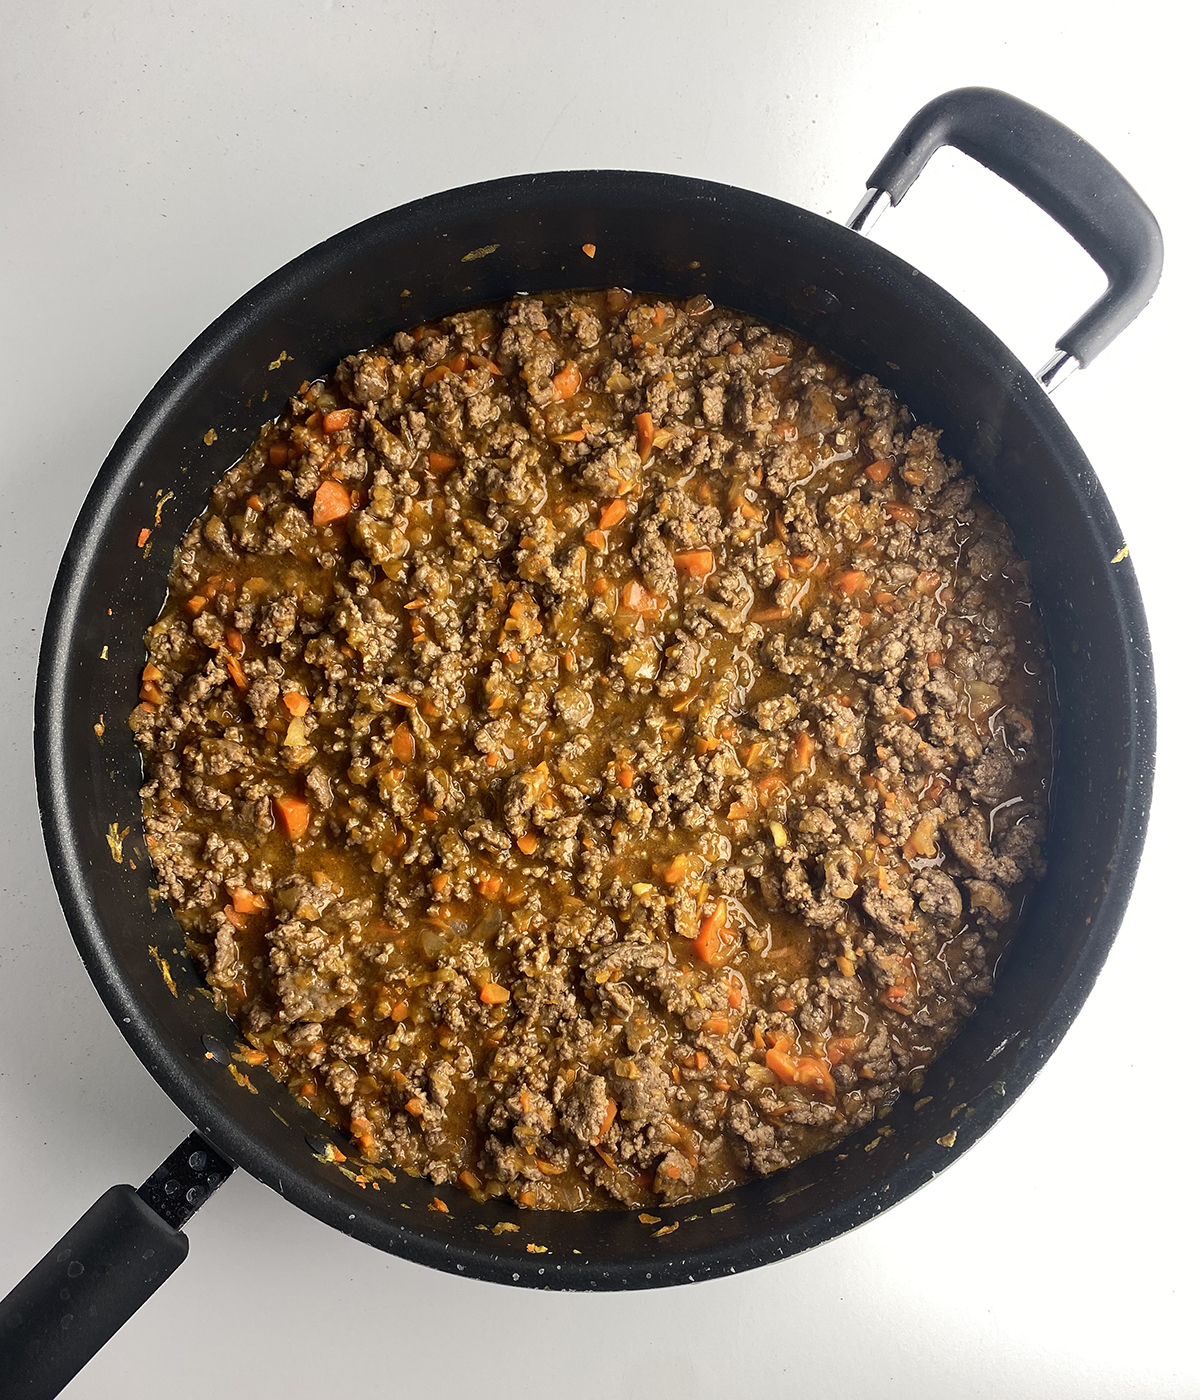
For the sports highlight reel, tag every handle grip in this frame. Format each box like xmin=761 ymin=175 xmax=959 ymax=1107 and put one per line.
xmin=0 ymin=1135 xmax=233 ymax=1399
xmin=855 ymin=87 xmax=1163 ymax=372
xmin=0 ymin=1187 xmax=187 ymax=1399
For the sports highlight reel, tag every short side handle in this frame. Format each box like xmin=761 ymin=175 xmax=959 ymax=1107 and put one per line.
xmin=0 ymin=1186 xmax=186 ymax=1398
xmin=860 ymin=86 xmax=1163 ymax=370
xmin=0 ymin=1134 xmax=233 ymax=1399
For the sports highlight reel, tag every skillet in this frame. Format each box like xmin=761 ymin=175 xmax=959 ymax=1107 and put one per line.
xmin=0 ymin=88 xmax=1161 ymax=1398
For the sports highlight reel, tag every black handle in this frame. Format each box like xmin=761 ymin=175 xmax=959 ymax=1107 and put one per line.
xmin=863 ymin=86 xmax=1163 ymax=368
xmin=0 ymin=1135 xmax=233 ymax=1399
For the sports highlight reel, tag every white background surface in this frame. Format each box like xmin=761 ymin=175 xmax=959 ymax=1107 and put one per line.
xmin=2 ymin=2 xmax=1197 ymax=1396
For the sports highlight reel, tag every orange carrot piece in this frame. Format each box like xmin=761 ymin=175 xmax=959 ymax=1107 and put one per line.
xmin=791 ymin=732 xmax=816 ymax=773
xmin=702 ymin=1015 xmax=731 ymax=1035
xmin=885 ymin=502 xmax=920 ymax=526
xmin=479 ymin=982 xmax=510 ymax=1004
xmin=392 ymin=726 xmax=416 ymax=762
xmin=552 ymin=429 xmax=587 ymax=442
xmin=635 ymin=411 xmax=654 ymax=463
xmin=597 ymin=1098 xmax=618 ymax=1138
xmin=581 ymin=243 xmax=596 ymax=258
xmin=765 ymin=1047 xmax=835 ymax=1098
xmin=865 ymin=458 xmax=892 ymax=482
xmin=313 ymin=479 xmax=352 ymax=526
xmin=322 ymin=408 xmax=353 ymax=433
xmin=226 ymin=657 xmax=249 ymax=691
xmin=598 ymin=498 xmax=628 ymax=530
xmin=137 ymin=527 xmax=151 ymax=547
xmin=552 ymin=361 xmax=582 ymax=400
xmin=834 ymin=569 xmax=868 ymax=597
xmin=693 ymin=899 xmax=732 ymax=964
xmin=584 ymin=529 xmax=606 ymax=549
xmin=273 ymin=794 xmax=310 ymax=840
xmin=184 ymin=595 xmax=207 ymax=616
xmin=268 ymin=443 xmax=290 ymax=467
xmin=230 ymin=888 xmax=267 ymax=915
xmin=673 ymin=548 xmax=714 ymax=578
xmin=282 ymin=692 xmax=309 ymax=717
xmin=516 ymin=834 xmax=538 ymax=855
xmin=427 ymin=451 xmax=457 ymax=472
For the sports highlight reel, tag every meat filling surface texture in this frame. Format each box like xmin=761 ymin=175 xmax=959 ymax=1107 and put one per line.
xmin=133 ymin=290 xmax=1050 ymax=1210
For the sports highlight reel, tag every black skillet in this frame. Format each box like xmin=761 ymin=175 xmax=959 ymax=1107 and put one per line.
xmin=1 ymin=89 xmax=1162 ymax=1398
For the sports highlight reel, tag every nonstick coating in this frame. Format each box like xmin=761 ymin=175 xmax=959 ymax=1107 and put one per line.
xmin=35 ymin=170 xmax=1154 ymax=1289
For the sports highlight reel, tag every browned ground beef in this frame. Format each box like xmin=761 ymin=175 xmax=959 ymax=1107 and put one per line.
xmin=132 ymin=290 xmax=1050 ymax=1210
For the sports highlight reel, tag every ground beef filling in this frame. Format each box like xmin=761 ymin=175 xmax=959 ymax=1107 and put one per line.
xmin=132 ymin=290 xmax=1050 ymax=1211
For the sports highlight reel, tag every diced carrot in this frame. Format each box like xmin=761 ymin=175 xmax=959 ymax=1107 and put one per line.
xmin=230 ymin=888 xmax=267 ymax=915
xmin=765 ymin=1046 xmax=835 ymax=1097
xmin=422 ymin=365 xmax=450 ymax=387
xmin=598 ymin=498 xmax=628 ymax=531
xmin=619 ymin=579 xmax=660 ymax=615
xmin=552 ymin=361 xmax=582 ymax=400
xmin=479 ymin=983 xmax=510 ymax=1004
xmin=597 ymin=1098 xmax=618 ymax=1138
xmin=914 ymin=570 xmax=941 ymax=595
xmin=427 ymin=451 xmax=458 ymax=472
xmin=226 ymin=657 xmax=249 ymax=691
xmin=222 ymin=905 xmax=245 ymax=930
xmin=617 ymin=767 xmax=634 ymax=789
xmin=663 ymin=853 xmax=690 ymax=884
xmin=137 ymin=527 xmax=152 ymax=547
xmin=927 ymin=651 xmax=944 ymax=668
xmin=881 ymin=984 xmax=913 ymax=1012
xmin=728 ymin=982 xmax=743 ymax=1009
xmin=582 ymin=243 xmax=596 ymax=258
xmin=865 ymin=458 xmax=892 ymax=482
xmin=693 ymin=899 xmax=734 ymax=965
xmin=833 ymin=569 xmax=868 ymax=597
xmin=323 ymin=408 xmax=353 ymax=433
xmin=552 ymin=429 xmax=587 ymax=442
xmin=246 ymin=495 xmax=265 ymax=513
xmin=584 ymin=529 xmax=606 ymax=549
xmin=460 ymin=1170 xmax=482 ymax=1191
xmin=673 ymin=548 xmax=714 ymax=578
xmin=635 ymin=411 xmax=654 ymax=463
xmin=791 ymin=732 xmax=816 ymax=773
xmin=885 ymin=502 xmax=920 ymax=527
xmin=184 ymin=595 xmax=207 ymax=616
xmin=477 ymin=872 xmax=504 ymax=900
xmin=827 ymin=1036 xmax=858 ymax=1066
xmin=273 ymin=794 xmax=310 ymax=840
xmin=516 ymin=833 xmax=538 ymax=855
xmin=651 ymin=306 xmax=666 ymax=325
xmin=392 ymin=726 xmax=415 ymax=762
xmin=702 ymin=1015 xmax=730 ymax=1035
xmin=313 ymin=479 xmax=352 ymax=526
xmin=225 ymin=628 xmax=244 ymax=655
xmin=282 ymin=691 xmax=309 ymax=717
xmin=268 ymin=443 xmax=290 ymax=467
xmin=390 ymin=1000 xmax=409 ymax=1022
xmin=727 ymin=801 xmax=754 ymax=821
xmin=405 ymin=1098 xmax=423 ymax=1116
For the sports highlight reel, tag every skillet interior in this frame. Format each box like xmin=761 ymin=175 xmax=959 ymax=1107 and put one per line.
xmin=35 ymin=170 xmax=1154 ymax=1289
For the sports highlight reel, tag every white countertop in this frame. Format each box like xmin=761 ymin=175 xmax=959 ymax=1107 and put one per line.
xmin=2 ymin=2 xmax=1196 ymax=1395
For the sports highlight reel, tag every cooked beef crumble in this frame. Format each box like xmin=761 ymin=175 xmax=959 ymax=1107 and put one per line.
xmin=132 ymin=290 xmax=1050 ymax=1210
